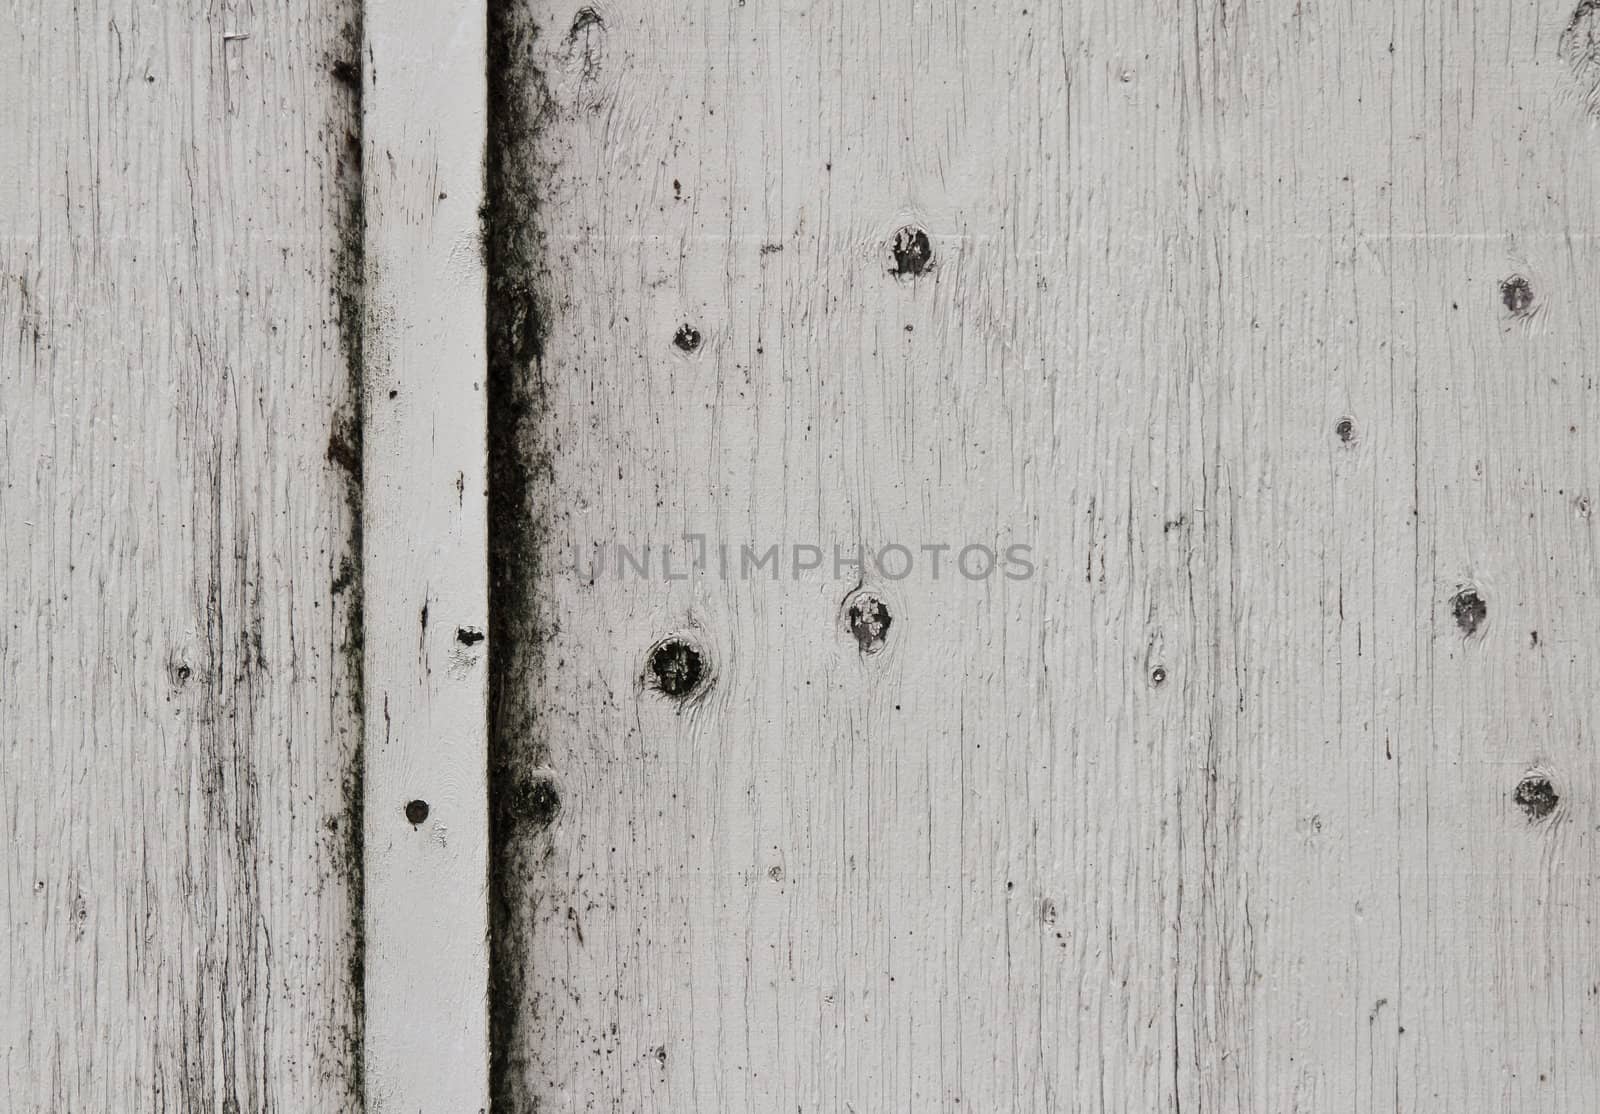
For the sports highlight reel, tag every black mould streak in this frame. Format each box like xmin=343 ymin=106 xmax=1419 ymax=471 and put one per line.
xmin=486 ymin=1 xmax=556 ymax=1105
xmin=457 ymin=626 xmax=485 ymax=646
xmin=1514 ymin=774 xmax=1559 ymax=821
xmin=647 ymin=637 xmax=706 ymax=699
xmin=331 ymin=57 xmax=360 ymax=91
xmin=329 ymin=14 xmax=366 ymax=1105
xmin=1500 ymin=274 xmax=1535 ymax=317
xmin=672 ymin=323 xmax=702 ymax=353
xmin=1450 ymin=587 xmax=1488 ymax=637
xmin=888 ymin=226 xmax=933 ymax=278
xmin=326 ymin=424 xmax=361 ymax=477
xmin=845 ymin=592 xmax=892 ymax=655
xmin=506 ymin=774 xmax=562 ymax=832
xmin=332 ymin=555 xmax=355 ymax=595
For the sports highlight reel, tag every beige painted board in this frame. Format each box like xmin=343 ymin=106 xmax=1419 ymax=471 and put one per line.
xmin=0 ymin=1 xmax=366 ymax=1110
xmin=491 ymin=0 xmax=1600 ymax=1111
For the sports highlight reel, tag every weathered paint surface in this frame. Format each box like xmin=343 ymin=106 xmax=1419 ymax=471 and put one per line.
xmin=0 ymin=1 xmax=365 ymax=1110
xmin=360 ymin=0 xmax=491 ymax=1109
xmin=492 ymin=1 xmax=1600 ymax=1110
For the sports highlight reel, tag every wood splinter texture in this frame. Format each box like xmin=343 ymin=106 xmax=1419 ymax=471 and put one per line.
xmin=486 ymin=2 xmax=1600 ymax=1111
xmin=2 ymin=1 xmax=366 ymax=1109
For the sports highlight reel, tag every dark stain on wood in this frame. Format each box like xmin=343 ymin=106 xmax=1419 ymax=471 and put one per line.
xmin=888 ymin=225 xmax=933 ymax=277
xmin=485 ymin=1 xmax=559 ymax=1106
xmin=672 ymin=323 xmax=702 ymax=352
xmin=506 ymin=773 xmax=562 ymax=831
xmin=330 ymin=14 xmax=368 ymax=1103
xmin=1514 ymin=774 xmax=1560 ymax=821
xmin=330 ymin=57 xmax=360 ymax=91
xmin=1451 ymin=587 xmax=1488 ymax=637
xmin=647 ymin=636 xmax=706 ymax=698
xmin=1500 ymin=274 xmax=1535 ymax=317
xmin=845 ymin=592 xmax=892 ymax=654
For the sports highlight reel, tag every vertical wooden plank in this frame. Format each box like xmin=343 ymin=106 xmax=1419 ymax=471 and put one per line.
xmin=1179 ymin=1 xmax=1600 ymax=1107
xmin=490 ymin=1 xmax=1203 ymax=1109
xmin=490 ymin=1 xmax=1600 ymax=1112
xmin=362 ymin=0 xmax=490 ymax=1110
xmin=0 ymin=0 xmax=366 ymax=1110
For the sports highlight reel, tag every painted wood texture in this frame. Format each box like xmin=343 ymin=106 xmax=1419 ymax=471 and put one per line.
xmin=493 ymin=0 xmax=1600 ymax=1110
xmin=0 ymin=2 xmax=365 ymax=1110
xmin=360 ymin=2 xmax=491 ymax=1110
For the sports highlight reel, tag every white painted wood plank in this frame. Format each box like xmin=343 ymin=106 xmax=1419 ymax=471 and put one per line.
xmin=491 ymin=0 xmax=1600 ymax=1110
xmin=361 ymin=0 xmax=490 ymax=1110
xmin=0 ymin=1 xmax=365 ymax=1110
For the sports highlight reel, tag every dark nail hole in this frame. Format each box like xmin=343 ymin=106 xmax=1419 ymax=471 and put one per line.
xmin=647 ymin=637 xmax=705 ymax=698
xmin=1514 ymin=774 xmax=1559 ymax=821
xmin=1149 ymin=665 xmax=1167 ymax=686
xmin=507 ymin=775 xmax=562 ymax=830
xmin=846 ymin=592 xmax=892 ymax=654
xmin=1500 ymin=274 xmax=1534 ymax=316
xmin=404 ymin=799 xmax=430 ymax=825
xmin=1450 ymin=587 xmax=1487 ymax=636
xmin=170 ymin=660 xmax=193 ymax=686
xmin=457 ymin=627 xmax=485 ymax=646
xmin=1335 ymin=417 xmax=1356 ymax=443
xmin=672 ymin=324 xmax=701 ymax=353
xmin=888 ymin=226 xmax=933 ymax=277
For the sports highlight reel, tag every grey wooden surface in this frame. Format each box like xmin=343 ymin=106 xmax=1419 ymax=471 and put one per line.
xmin=5 ymin=0 xmax=1600 ymax=1110
xmin=490 ymin=0 xmax=1600 ymax=1110
xmin=0 ymin=1 xmax=366 ymax=1109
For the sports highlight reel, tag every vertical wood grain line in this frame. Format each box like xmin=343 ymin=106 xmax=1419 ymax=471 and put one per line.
xmin=362 ymin=2 xmax=490 ymax=1110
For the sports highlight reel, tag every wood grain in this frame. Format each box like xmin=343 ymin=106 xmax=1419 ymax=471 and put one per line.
xmin=491 ymin=0 xmax=1600 ymax=1110
xmin=360 ymin=0 xmax=491 ymax=1110
xmin=0 ymin=1 xmax=365 ymax=1109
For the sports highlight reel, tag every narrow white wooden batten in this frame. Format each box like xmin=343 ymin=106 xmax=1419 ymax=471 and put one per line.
xmin=362 ymin=4 xmax=490 ymax=1110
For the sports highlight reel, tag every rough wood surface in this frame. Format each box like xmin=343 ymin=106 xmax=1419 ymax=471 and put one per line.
xmin=0 ymin=1 xmax=366 ymax=1110
xmin=491 ymin=0 xmax=1600 ymax=1110
xmin=360 ymin=1 xmax=491 ymax=1110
